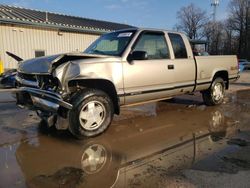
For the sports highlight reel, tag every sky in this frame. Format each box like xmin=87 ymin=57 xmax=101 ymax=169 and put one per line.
xmin=0 ymin=0 xmax=230 ymax=29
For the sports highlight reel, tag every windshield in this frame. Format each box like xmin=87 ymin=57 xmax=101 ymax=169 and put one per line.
xmin=84 ymin=30 xmax=136 ymax=56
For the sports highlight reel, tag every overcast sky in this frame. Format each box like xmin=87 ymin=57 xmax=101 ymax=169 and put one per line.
xmin=0 ymin=0 xmax=229 ymax=29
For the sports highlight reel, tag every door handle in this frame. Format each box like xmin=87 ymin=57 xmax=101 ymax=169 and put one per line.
xmin=168 ymin=65 xmax=174 ymax=70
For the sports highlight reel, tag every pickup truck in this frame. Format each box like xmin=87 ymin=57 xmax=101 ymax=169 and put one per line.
xmin=15 ymin=28 xmax=239 ymax=138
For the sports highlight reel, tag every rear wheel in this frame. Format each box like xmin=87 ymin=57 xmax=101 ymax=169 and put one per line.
xmin=69 ymin=89 xmax=114 ymax=138
xmin=202 ymin=77 xmax=225 ymax=106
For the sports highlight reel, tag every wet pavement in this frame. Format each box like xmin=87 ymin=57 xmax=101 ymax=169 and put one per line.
xmin=0 ymin=72 xmax=250 ymax=188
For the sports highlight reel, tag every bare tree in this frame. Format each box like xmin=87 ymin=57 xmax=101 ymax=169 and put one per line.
xmin=222 ymin=19 xmax=239 ymax=55
xmin=202 ymin=21 xmax=214 ymax=51
xmin=175 ymin=1 xmax=249 ymax=57
xmin=203 ymin=21 xmax=224 ymax=54
xmin=176 ymin=3 xmax=208 ymax=39
xmin=228 ymin=0 xmax=250 ymax=58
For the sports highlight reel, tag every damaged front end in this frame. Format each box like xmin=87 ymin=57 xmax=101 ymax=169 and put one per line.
xmin=17 ymin=87 xmax=73 ymax=130
xmin=16 ymin=87 xmax=72 ymax=113
xmin=16 ymin=73 xmax=73 ymax=129
xmin=15 ymin=53 xmax=103 ymax=129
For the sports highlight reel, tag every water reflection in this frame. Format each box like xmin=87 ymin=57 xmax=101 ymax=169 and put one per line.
xmin=13 ymin=101 xmax=240 ymax=188
xmin=81 ymin=144 xmax=108 ymax=174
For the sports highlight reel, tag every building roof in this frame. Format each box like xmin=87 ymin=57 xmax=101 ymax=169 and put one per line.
xmin=0 ymin=5 xmax=134 ymax=34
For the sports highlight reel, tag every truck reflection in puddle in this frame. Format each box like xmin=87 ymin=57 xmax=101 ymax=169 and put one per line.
xmin=14 ymin=100 xmax=240 ymax=188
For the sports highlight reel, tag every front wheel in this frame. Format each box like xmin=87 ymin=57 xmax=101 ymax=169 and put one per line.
xmin=202 ymin=77 xmax=225 ymax=106
xmin=69 ymin=89 xmax=114 ymax=138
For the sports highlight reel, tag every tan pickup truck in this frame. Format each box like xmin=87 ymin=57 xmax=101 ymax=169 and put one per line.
xmin=15 ymin=28 xmax=239 ymax=138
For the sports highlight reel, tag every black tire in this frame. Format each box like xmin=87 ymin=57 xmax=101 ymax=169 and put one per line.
xmin=69 ymin=89 xmax=114 ymax=138
xmin=202 ymin=77 xmax=225 ymax=106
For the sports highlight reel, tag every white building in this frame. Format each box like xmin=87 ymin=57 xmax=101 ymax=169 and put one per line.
xmin=0 ymin=5 xmax=132 ymax=69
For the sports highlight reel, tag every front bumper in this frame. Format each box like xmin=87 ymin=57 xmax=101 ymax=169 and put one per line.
xmin=16 ymin=87 xmax=72 ymax=113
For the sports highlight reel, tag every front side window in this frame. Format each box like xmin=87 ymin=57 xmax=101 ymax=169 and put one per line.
xmin=133 ymin=32 xmax=170 ymax=60
xmin=84 ymin=30 xmax=136 ymax=56
xmin=168 ymin=33 xmax=188 ymax=59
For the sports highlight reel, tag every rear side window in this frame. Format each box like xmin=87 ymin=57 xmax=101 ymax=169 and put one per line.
xmin=168 ymin=33 xmax=187 ymax=59
xmin=133 ymin=33 xmax=170 ymax=60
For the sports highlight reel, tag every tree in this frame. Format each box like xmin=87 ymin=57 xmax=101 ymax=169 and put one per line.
xmin=222 ymin=19 xmax=239 ymax=55
xmin=175 ymin=3 xmax=208 ymax=39
xmin=203 ymin=21 xmax=224 ymax=55
xmin=228 ymin=0 xmax=250 ymax=59
xmin=203 ymin=20 xmax=239 ymax=55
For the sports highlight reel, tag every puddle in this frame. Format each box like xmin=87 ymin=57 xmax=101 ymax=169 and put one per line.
xmin=0 ymin=90 xmax=250 ymax=187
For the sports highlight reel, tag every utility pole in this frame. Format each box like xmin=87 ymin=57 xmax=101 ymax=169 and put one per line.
xmin=211 ymin=0 xmax=220 ymax=22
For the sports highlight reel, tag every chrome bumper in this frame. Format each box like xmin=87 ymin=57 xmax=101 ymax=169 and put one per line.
xmin=229 ymin=75 xmax=240 ymax=83
xmin=16 ymin=87 xmax=72 ymax=113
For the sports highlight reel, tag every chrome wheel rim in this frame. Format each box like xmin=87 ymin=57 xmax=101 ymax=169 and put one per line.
xmin=81 ymin=144 xmax=107 ymax=174
xmin=212 ymin=83 xmax=224 ymax=101
xmin=79 ymin=101 xmax=106 ymax=131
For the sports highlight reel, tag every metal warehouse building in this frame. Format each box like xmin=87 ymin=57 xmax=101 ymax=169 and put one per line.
xmin=0 ymin=5 xmax=132 ymax=70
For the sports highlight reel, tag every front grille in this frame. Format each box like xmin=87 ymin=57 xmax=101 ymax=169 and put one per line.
xmin=18 ymin=73 xmax=37 ymax=82
xmin=36 ymin=75 xmax=60 ymax=91
xmin=17 ymin=72 xmax=60 ymax=92
xmin=16 ymin=72 xmax=38 ymax=87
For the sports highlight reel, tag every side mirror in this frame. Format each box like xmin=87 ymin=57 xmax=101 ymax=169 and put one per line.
xmin=128 ymin=51 xmax=148 ymax=61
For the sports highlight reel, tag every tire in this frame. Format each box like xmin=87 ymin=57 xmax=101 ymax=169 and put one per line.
xmin=202 ymin=77 xmax=225 ymax=106
xmin=69 ymin=89 xmax=114 ymax=138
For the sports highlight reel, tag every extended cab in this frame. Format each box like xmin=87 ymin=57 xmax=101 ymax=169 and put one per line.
xmin=15 ymin=28 xmax=239 ymax=138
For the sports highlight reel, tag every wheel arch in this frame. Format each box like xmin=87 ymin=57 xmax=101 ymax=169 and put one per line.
xmin=212 ymin=70 xmax=229 ymax=89
xmin=68 ymin=78 xmax=120 ymax=115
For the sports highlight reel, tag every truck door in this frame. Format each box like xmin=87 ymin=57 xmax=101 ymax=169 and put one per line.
xmin=123 ymin=31 xmax=175 ymax=105
xmin=167 ymin=33 xmax=196 ymax=94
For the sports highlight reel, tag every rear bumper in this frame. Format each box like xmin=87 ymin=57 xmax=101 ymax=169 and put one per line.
xmin=229 ymin=75 xmax=240 ymax=83
xmin=16 ymin=87 xmax=72 ymax=113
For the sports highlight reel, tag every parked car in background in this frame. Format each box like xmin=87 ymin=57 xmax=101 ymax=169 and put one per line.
xmin=0 ymin=52 xmax=23 ymax=88
xmin=193 ymin=50 xmax=210 ymax=56
xmin=239 ymin=59 xmax=250 ymax=72
xmin=199 ymin=51 xmax=210 ymax=56
xmin=0 ymin=68 xmax=17 ymax=88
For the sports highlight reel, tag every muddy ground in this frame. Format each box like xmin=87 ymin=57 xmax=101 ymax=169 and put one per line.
xmin=0 ymin=72 xmax=250 ymax=188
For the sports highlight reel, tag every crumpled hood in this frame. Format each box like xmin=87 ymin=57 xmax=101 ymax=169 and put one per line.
xmin=18 ymin=53 xmax=109 ymax=74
